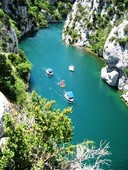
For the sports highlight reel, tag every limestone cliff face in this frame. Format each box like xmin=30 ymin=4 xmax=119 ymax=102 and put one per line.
xmin=62 ymin=0 xmax=128 ymax=103
xmin=62 ymin=0 xmax=116 ymax=47
xmin=104 ymin=20 xmax=128 ymax=70
xmin=0 ymin=7 xmax=18 ymax=53
xmin=0 ymin=24 xmax=18 ymax=53
xmin=1 ymin=0 xmax=38 ymax=37
xmin=101 ymin=20 xmax=128 ymax=102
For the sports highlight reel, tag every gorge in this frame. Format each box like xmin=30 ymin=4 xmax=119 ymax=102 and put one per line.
xmin=0 ymin=0 xmax=128 ymax=169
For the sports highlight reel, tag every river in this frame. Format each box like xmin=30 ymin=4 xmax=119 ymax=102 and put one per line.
xmin=20 ymin=23 xmax=128 ymax=170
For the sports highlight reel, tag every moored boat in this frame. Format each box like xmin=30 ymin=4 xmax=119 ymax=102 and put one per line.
xmin=64 ymin=91 xmax=74 ymax=103
xmin=46 ymin=68 xmax=53 ymax=76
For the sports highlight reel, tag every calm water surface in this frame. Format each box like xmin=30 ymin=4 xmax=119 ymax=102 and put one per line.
xmin=20 ymin=23 xmax=128 ymax=170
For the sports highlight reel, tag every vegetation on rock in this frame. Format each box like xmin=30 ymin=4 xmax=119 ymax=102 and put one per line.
xmin=63 ymin=0 xmax=128 ymax=56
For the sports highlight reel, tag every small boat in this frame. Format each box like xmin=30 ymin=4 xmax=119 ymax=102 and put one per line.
xmin=60 ymin=80 xmax=65 ymax=88
xmin=46 ymin=68 xmax=53 ymax=76
xmin=69 ymin=65 xmax=75 ymax=72
xmin=64 ymin=91 xmax=74 ymax=103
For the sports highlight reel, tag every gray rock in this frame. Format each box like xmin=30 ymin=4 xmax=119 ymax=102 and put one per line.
xmin=0 ymin=92 xmax=10 ymax=137
xmin=103 ymin=20 xmax=128 ymax=90
xmin=1 ymin=0 xmax=38 ymax=37
xmin=103 ymin=20 xmax=128 ymax=70
xmin=101 ymin=66 xmax=119 ymax=86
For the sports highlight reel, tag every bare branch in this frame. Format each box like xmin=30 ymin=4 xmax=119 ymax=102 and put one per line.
xmin=66 ymin=141 xmax=111 ymax=170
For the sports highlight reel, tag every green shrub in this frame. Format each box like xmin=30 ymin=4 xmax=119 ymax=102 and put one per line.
xmin=89 ymin=25 xmax=112 ymax=56
xmin=14 ymin=78 xmax=27 ymax=104
xmin=113 ymin=0 xmax=118 ymax=5
xmin=9 ymin=19 xmax=21 ymax=39
xmin=77 ymin=3 xmax=85 ymax=13
xmin=1 ymin=42 xmax=7 ymax=50
xmin=28 ymin=5 xmax=47 ymax=28
xmin=115 ymin=17 xmax=124 ymax=27
xmin=0 ymin=52 xmax=31 ymax=104
xmin=123 ymin=24 xmax=128 ymax=34
xmin=116 ymin=38 xmax=127 ymax=47
xmin=124 ymin=0 xmax=128 ymax=8
xmin=117 ymin=2 xmax=124 ymax=11
xmin=41 ymin=1 xmax=55 ymax=14
xmin=124 ymin=67 xmax=128 ymax=76
xmin=0 ymin=9 xmax=4 ymax=18
xmin=58 ymin=2 xmax=72 ymax=18
xmin=107 ymin=6 xmax=114 ymax=16
xmin=37 ymin=12 xmax=48 ymax=27
xmin=16 ymin=61 xmax=31 ymax=80
xmin=109 ymin=36 xmax=116 ymax=42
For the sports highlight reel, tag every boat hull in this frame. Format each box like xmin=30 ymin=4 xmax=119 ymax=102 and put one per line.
xmin=46 ymin=69 xmax=53 ymax=76
xmin=64 ymin=93 xmax=74 ymax=103
xmin=69 ymin=65 xmax=75 ymax=72
xmin=60 ymin=80 xmax=65 ymax=88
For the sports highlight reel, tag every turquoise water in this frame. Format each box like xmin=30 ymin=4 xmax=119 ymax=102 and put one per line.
xmin=20 ymin=23 xmax=128 ymax=170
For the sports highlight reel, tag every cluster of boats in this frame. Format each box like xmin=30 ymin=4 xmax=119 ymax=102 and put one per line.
xmin=45 ymin=65 xmax=75 ymax=103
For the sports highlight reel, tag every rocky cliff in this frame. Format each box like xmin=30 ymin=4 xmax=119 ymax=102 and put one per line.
xmin=1 ymin=0 xmax=39 ymax=37
xmin=62 ymin=0 xmax=128 ymax=103
xmin=0 ymin=8 xmax=18 ymax=53
xmin=101 ymin=20 xmax=128 ymax=102
xmin=1 ymin=0 xmax=73 ymax=38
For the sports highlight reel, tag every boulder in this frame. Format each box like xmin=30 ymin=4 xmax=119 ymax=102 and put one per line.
xmin=101 ymin=66 xmax=119 ymax=86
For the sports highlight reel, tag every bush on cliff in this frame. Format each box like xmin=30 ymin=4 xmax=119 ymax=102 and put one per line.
xmin=0 ymin=51 xmax=31 ymax=104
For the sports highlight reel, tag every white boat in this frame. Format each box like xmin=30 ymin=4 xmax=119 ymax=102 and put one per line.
xmin=64 ymin=91 xmax=74 ymax=103
xmin=46 ymin=68 xmax=53 ymax=76
xmin=69 ymin=65 xmax=75 ymax=72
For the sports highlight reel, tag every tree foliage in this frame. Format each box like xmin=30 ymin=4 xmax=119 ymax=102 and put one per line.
xmin=0 ymin=51 xmax=31 ymax=103
xmin=0 ymin=91 xmax=74 ymax=170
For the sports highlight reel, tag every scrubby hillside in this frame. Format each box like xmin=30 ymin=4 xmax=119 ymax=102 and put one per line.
xmin=62 ymin=0 xmax=128 ymax=103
